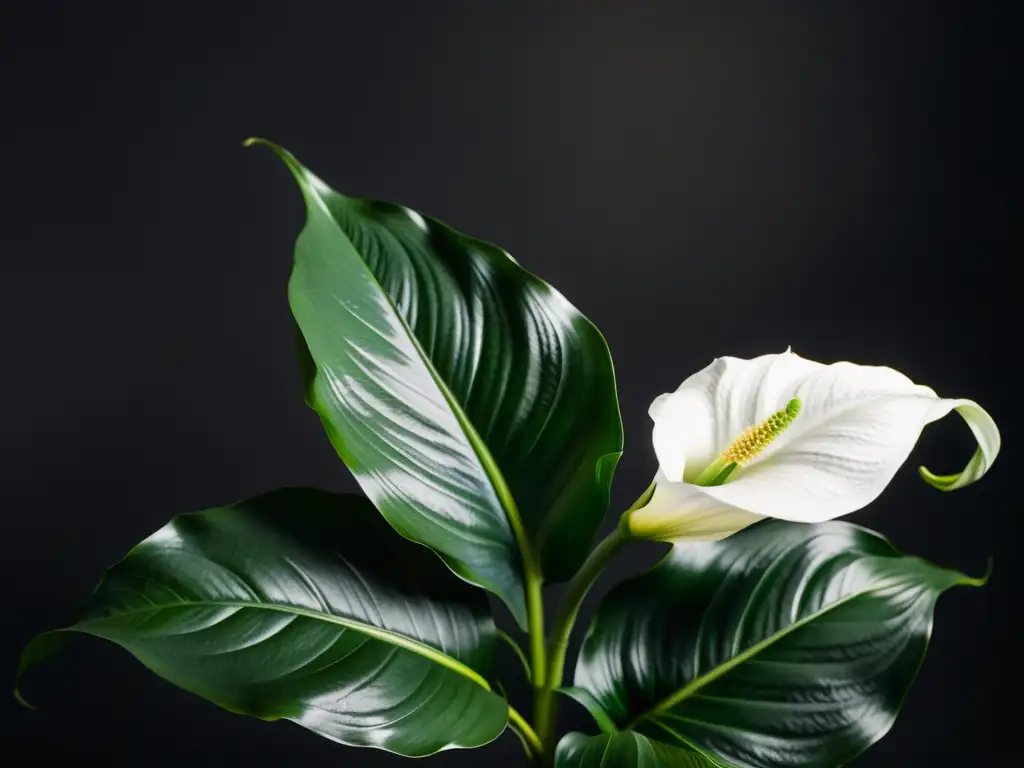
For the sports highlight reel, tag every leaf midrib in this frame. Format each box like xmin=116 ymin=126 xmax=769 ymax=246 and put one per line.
xmin=627 ymin=581 xmax=914 ymax=729
xmin=270 ymin=139 xmax=540 ymax=591
xmin=75 ymin=598 xmax=493 ymax=692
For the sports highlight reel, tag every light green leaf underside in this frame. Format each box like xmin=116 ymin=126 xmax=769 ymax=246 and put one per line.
xmin=559 ymin=686 xmax=620 ymax=734
xmin=556 ymin=731 xmax=723 ymax=767
xmin=250 ymin=139 xmax=623 ymax=625
xmin=573 ymin=519 xmax=985 ymax=768
xmin=17 ymin=488 xmax=508 ymax=757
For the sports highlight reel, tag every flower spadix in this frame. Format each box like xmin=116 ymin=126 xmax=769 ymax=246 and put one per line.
xmin=626 ymin=349 xmax=1000 ymax=542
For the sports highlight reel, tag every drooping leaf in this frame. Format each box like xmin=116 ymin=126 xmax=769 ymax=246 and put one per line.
xmin=571 ymin=519 xmax=986 ymax=768
xmin=16 ymin=488 xmax=508 ymax=757
xmin=247 ymin=139 xmax=623 ymax=625
xmin=556 ymin=732 xmax=721 ymax=767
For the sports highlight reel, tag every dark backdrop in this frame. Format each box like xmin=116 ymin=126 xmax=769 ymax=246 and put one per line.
xmin=1 ymin=2 xmax=1016 ymax=765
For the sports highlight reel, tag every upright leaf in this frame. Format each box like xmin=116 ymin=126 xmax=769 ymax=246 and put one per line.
xmin=557 ymin=732 xmax=722 ymax=767
xmin=17 ymin=489 xmax=508 ymax=757
xmin=571 ymin=520 xmax=986 ymax=768
xmin=248 ymin=139 xmax=623 ymax=624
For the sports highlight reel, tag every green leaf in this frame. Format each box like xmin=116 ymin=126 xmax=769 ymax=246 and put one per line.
xmin=16 ymin=488 xmax=508 ymax=757
xmin=247 ymin=139 xmax=623 ymax=625
xmin=559 ymin=686 xmax=620 ymax=734
xmin=556 ymin=732 xmax=722 ymax=767
xmin=572 ymin=520 xmax=987 ymax=768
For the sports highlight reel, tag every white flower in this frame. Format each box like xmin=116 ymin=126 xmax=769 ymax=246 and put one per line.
xmin=626 ymin=349 xmax=1000 ymax=542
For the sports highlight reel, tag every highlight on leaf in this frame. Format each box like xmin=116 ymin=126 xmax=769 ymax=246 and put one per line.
xmin=14 ymin=141 xmax=999 ymax=767
xmin=16 ymin=489 xmax=511 ymax=758
xmin=569 ymin=519 xmax=989 ymax=768
xmin=243 ymin=138 xmax=623 ymax=629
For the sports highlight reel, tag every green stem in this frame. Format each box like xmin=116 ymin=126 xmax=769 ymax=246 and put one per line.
xmin=533 ymin=525 xmax=630 ymax=755
xmin=692 ymin=458 xmax=738 ymax=487
xmin=509 ymin=704 xmax=543 ymax=758
xmin=527 ymin=567 xmax=547 ymax=689
xmin=526 ymin=558 xmax=548 ymax=760
xmin=497 ymin=629 xmax=533 ymax=683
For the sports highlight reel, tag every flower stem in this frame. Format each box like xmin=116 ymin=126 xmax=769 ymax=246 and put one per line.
xmin=693 ymin=459 xmax=738 ymax=486
xmin=533 ymin=526 xmax=630 ymax=755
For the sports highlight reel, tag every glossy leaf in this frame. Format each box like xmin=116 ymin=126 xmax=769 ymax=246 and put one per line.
xmin=248 ymin=139 xmax=622 ymax=625
xmin=572 ymin=520 xmax=986 ymax=768
xmin=16 ymin=488 xmax=508 ymax=757
xmin=557 ymin=732 xmax=721 ymax=767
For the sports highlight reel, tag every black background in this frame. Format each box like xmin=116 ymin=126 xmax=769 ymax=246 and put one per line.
xmin=1 ymin=1 xmax=1017 ymax=765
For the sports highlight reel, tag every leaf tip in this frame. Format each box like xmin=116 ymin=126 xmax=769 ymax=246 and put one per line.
xmin=968 ymin=556 xmax=994 ymax=587
xmin=13 ymin=687 xmax=36 ymax=711
xmin=241 ymin=137 xmax=309 ymax=189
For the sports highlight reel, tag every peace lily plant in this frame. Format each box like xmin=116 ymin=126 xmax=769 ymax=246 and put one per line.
xmin=16 ymin=141 xmax=1000 ymax=768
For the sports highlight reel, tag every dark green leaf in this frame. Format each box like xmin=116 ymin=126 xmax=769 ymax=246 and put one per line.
xmin=557 ymin=732 xmax=721 ymax=767
xmin=572 ymin=520 xmax=986 ymax=768
xmin=248 ymin=139 xmax=623 ymax=625
xmin=17 ymin=488 xmax=508 ymax=757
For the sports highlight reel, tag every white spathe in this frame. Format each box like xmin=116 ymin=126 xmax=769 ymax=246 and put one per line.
xmin=627 ymin=349 xmax=1001 ymax=542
